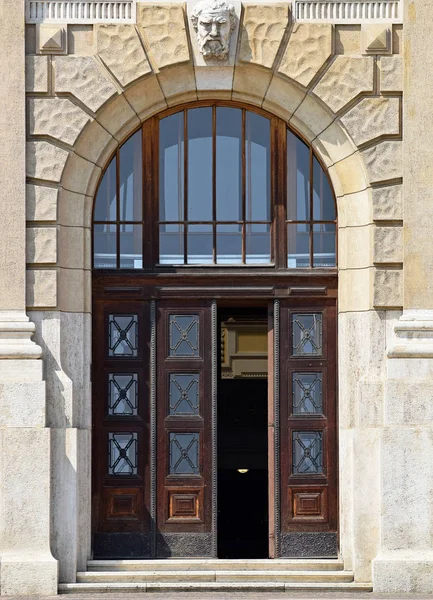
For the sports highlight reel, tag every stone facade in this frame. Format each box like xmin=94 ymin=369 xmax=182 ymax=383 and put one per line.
xmin=0 ymin=0 xmax=432 ymax=595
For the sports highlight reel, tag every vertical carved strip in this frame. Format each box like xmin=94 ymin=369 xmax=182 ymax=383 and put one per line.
xmin=150 ymin=300 xmax=157 ymax=557
xmin=211 ymin=299 xmax=217 ymax=557
xmin=274 ymin=299 xmax=281 ymax=557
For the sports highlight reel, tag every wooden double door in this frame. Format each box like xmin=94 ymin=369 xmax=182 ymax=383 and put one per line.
xmin=92 ymin=293 xmax=337 ymax=559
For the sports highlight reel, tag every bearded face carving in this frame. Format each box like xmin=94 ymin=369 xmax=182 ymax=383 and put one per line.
xmin=191 ymin=0 xmax=236 ymax=61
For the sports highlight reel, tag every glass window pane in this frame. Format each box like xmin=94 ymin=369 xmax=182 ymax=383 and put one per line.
xmin=119 ymin=224 xmax=142 ymax=269
xmin=292 ymin=313 xmax=322 ymax=356
xmin=108 ymin=314 xmax=139 ymax=357
xmin=292 ymin=431 xmax=323 ymax=474
xmin=187 ymin=224 xmax=213 ymax=265
xmin=94 ymin=223 xmax=117 ymax=269
xmin=94 ymin=156 xmax=116 ymax=221
xmin=287 ymin=131 xmax=310 ymax=221
xmin=287 ymin=223 xmax=310 ymax=268
xmin=313 ymin=223 xmax=336 ymax=267
xmin=216 ymin=107 xmax=242 ymax=221
xmin=159 ymin=224 xmax=184 ymax=265
xmin=188 ymin=108 xmax=212 ymax=221
xmin=246 ymin=112 xmax=271 ymax=221
xmin=169 ymin=373 xmax=200 ymax=415
xmin=313 ymin=157 xmax=336 ymax=221
xmin=119 ymin=130 xmax=142 ymax=222
xmin=108 ymin=373 xmax=139 ymax=416
xmin=108 ymin=432 xmax=138 ymax=475
xmin=169 ymin=432 xmax=200 ymax=475
xmin=293 ymin=373 xmax=323 ymax=414
xmin=169 ymin=314 xmax=199 ymax=357
xmin=246 ymin=223 xmax=271 ymax=264
xmin=217 ymin=224 xmax=242 ymax=264
xmin=159 ymin=112 xmax=184 ymax=221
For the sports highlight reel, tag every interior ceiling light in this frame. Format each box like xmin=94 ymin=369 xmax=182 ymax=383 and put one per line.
xmin=237 ymin=469 xmax=249 ymax=474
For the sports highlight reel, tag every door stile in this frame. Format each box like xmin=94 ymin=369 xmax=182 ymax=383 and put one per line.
xmin=268 ymin=299 xmax=280 ymax=558
xmin=211 ymin=299 xmax=217 ymax=557
xmin=150 ymin=300 xmax=157 ymax=556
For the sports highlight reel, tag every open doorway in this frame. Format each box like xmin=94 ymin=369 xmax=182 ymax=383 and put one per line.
xmin=217 ymin=308 xmax=269 ymax=558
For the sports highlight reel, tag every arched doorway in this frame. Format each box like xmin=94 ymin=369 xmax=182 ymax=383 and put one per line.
xmin=91 ymin=102 xmax=338 ymax=559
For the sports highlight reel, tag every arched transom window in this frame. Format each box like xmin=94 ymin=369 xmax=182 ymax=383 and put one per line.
xmin=93 ymin=104 xmax=337 ymax=270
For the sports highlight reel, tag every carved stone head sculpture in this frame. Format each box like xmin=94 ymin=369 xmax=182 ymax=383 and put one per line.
xmin=191 ymin=0 xmax=237 ymax=60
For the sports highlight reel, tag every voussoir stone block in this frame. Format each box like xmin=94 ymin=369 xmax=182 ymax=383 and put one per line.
xmin=25 ymin=55 xmax=49 ymax=92
xmin=313 ymin=56 xmax=374 ymax=113
xmin=26 ymin=184 xmax=58 ymax=222
xmin=262 ymin=75 xmax=306 ymax=121
xmin=341 ymin=97 xmax=400 ymax=147
xmin=54 ymin=56 xmax=118 ymax=113
xmin=26 ymin=141 xmax=69 ymax=183
xmin=239 ymin=4 xmax=289 ymax=69
xmin=372 ymin=184 xmax=402 ymax=221
xmin=380 ymin=55 xmax=403 ymax=92
xmin=279 ymin=23 xmax=333 ymax=88
xmin=26 ymin=269 xmax=57 ymax=308
xmin=373 ymin=269 xmax=403 ymax=308
xmin=97 ymin=24 xmax=151 ymax=88
xmin=373 ymin=226 xmax=403 ymax=264
xmin=362 ymin=140 xmax=402 ymax=184
xmin=28 ymin=98 xmax=91 ymax=146
xmin=26 ymin=227 xmax=57 ymax=264
xmin=138 ymin=4 xmax=190 ymax=70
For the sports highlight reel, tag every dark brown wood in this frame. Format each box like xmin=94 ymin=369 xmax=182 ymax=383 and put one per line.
xmin=267 ymin=301 xmax=276 ymax=558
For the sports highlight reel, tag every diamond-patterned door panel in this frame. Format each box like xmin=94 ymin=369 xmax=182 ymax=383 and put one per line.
xmin=169 ymin=433 xmax=200 ymax=475
xmin=169 ymin=373 xmax=200 ymax=415
xmin=292 ymin=372 xmax=323 ymax=414
xmin=292 ymin=313 xmax=322 ymax=356
xmin=108 ymin=432 xmax=138 ymax=475
xmin=108 ymin=314 xmax=139 ymax=356
xmin=292 ymin=431 xmax=323 ymax=474
xmin=168 ymin=314 xmax=199 ymax=357
xmin=108 ymin=373 xmax=139 ymax=416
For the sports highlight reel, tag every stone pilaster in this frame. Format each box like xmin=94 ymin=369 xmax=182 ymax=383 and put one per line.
xmin=374 ymin=0 xmax=433 ymax=592
xmin=0 ymin=0 xmax=57 ymax=595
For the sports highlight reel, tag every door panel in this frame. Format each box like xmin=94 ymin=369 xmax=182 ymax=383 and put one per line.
xmin=156 ymin=301 xmax=215 ymax=557
xmin=279 ymin=299 xmax=337 ymax=557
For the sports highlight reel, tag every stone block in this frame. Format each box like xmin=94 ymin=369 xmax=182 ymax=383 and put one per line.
xmin=373 ymin=226 xmax=403 ymax=264
xmin=58 ymin=268 xmax=91 ymax=313
xmin=335 ymin=25 xmax=361 ymax=55
xmin=26 ymin=227 xmax=57 ymax=265
xmin=341 ymin=97 xmax=400 ymax=147
xmin=262 ymin=75 xmax=306 ymax=121
xmin=26 ymin=141 xmax=69 ymax=183
xmin=372 ymin=184 xmax=403 ymax=221
xmin=232 ymin=65 xmax=272 ymax=103
xmin=124 ymin=75 xmax=167 ymax=122
xmin=313 ymin=56 xmax=374 ymax=114
xmin=385 ymin=380 xmax=433 ymax=426
xmin=138 ymin=3 xmax=190 ymax=70
xmin=338 ymin=268 xmax=372 ymax=312
xmin=0 ymin=381 xmax=46 ymax=427
xmin=313 ymin=120 xmax=357 ymax=167
xmin=279 ymin=23 xmax=333 ymax=88
xmin=96 ymin=24 xmax=151 ymax=88
xmin=357 ymin=382 xmax=383 ymax=428
xmin=58 ymin=189 xmax=86 ymax=228
xmin=157 ymin=64 xmax=197 ymax=106
xmin=61 ymin=152 xmax=100 ymax=196
xmin=373 ymin=555 xmax=433 ymax=594
xmin=291 ymin=93 xmax=333 ymax=142
xmin=380 ymin=55 xmax=403 ymax=92
xmin=338 ymin=189 xmax=372 ymax=228
xmin=195 ymin=66 xmax=233 ymax=99
xmin=26 ymin=269 xmax=57 ymax=308
xmin=338 ymin=224 xmax=371 ymax=269
xmin=55 ymin=56 xmax=118 ymax=113
xmin=58 ymin=226 xmax=90 ymax=270
xmin=36 ymin=23 xmax=68 ymax=55
xmin=362 ymin=141 xmax=402 ymax=184
xmin=25 ymin=55 xmax=48 ymax=92
xmin=67 ymin=24 xmax=95 ymax=56
xmin=95 ymin=94 xmax=140 ymax=142
xmin=239 ymin=3 xmax=289 ymax=69
xmin=26 ymin=184 xmax=58 ymax=222
xmin=73 ymin=117 xmax=114 ymax=166
xmin=328 ymin=151 xmax=367 ymax=197
xmin=373 ymin=269 xmax=403 ymax=308
xmin=28 ymin=98 xmax=91 ymax=146
xmin=361 ymin=24 xmax=392 ymax=55
xmin=0 ymin=359 xmax=42 ymax=382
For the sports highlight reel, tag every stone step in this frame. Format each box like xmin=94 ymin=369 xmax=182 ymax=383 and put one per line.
xmin=87 ymin=558 xmax=345 ymax=572
xmin=60 ymin=581 xmax=373 ymax=594
xmin=77 ymin=569 xmax=353 ymax=584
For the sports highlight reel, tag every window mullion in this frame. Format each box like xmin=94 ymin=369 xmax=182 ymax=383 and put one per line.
xmin=212 ymin=105 xmax=217 ymax=264
xmin=242 ymin=109 xmax=246 ymax=264
xmin=116 ymin=148 xmax=120 ymax=269
xmin=184 ymin=109 xmax=188 ymax=265
xmin=309 ymin=146 xmax=313 ymax=269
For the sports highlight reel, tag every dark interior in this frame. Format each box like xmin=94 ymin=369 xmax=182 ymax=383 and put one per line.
xmin=217 ymin=309 xmax=269 ymax=559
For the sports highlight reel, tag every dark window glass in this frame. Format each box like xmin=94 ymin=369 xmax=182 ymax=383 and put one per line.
xmin=119 ymin=130 xmax=142 ymax=222
xmin=169 ymin=432 xmax=200 ymax=475
xmin=216 ymin=107 xmax=242 ymax=221
xmin=94 ymin=156 xmax=116 ymax=222
xmin=169 ymin=314 xmax=199 ymax=357
xmin=169 ymin=374 xmax=200 ymax=415
xmin=292 ymin=431 xmax=323 ymax=474
xmin=159 ymin=112 xmax=184 ymax=222
xmin=108 ymin=432 xmax=138 ymax=475
xmin=188 ymin=108 xmax=213 ymax=221
xmin=246 ymin=112 xmax=271 ymax=222
xmin=108 ymin=314 xmax=139 ymax=357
